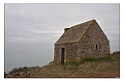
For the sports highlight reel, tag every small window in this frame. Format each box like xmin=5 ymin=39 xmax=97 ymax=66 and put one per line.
xmin=96 ymin=45 xmax=97 ymax=50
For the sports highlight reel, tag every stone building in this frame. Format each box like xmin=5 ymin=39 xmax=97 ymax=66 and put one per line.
xmin=54 ymin=19 xmax=110 ymax=64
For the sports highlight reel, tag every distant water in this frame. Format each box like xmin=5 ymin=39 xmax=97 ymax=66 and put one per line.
xmin=5 ymin=42 xmax=54 ymax=72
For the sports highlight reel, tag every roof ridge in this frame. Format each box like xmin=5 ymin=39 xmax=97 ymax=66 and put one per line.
xmin=70 ymin=19 xmax=97 ymax=28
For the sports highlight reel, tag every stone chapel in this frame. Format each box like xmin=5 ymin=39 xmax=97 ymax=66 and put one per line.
xmin=54 ymin=19 xmax=110 ymax=64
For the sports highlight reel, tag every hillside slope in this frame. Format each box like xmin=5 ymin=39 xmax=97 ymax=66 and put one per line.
xmin=5 ymin=53 xmax=120 ymax=78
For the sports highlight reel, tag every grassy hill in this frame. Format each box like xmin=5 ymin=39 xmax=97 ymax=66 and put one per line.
xmin=5 ymin=52 xmax=120 ymax=78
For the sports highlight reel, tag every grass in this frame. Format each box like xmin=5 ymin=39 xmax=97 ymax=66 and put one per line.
xmin=64 ymin=55 xmax=114 ymax=67
xmin=64 ymin=61 xmax=79 ymax=67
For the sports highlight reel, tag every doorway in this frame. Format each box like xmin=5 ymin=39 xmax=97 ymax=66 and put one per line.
xmin=61 ymin=48 xmax=65 ymax=64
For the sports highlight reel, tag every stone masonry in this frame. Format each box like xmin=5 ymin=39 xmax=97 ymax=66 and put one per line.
xmin=54 ymin=19 xmax=110 ymax=64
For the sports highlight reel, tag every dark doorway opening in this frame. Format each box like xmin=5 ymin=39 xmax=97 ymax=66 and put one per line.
xmin=61 ymin=48 xmax=65 ymax=64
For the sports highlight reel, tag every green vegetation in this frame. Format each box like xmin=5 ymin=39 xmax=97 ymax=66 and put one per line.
xmin=63 ymin=54 xmax=117 ymax=67
xmin=64 ymin=61 xmax=80 ymax=67
xmin=8 ymin=66 xmax=39 ymax=76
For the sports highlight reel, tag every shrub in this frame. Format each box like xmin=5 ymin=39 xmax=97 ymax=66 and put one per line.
xmin=79 ymin=57 xmax=97 ymax=64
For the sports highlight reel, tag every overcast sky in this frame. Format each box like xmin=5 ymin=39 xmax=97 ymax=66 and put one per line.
xmin=5 ymin=3 xmax=119 ymax=72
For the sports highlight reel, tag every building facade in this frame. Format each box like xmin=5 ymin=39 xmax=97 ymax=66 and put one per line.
xmin=54 ymin=19 xmax=110 ymax=64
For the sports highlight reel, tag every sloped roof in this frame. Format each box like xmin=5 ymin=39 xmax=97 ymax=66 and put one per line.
xmin=55 ymin=19 xmax=97 ymax=44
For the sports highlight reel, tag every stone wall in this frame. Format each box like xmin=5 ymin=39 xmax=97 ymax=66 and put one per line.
xmin=54 ymin=43 xmax=79 ymax=63
xmin=78 ymin=22 xmax=110 ymax=58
